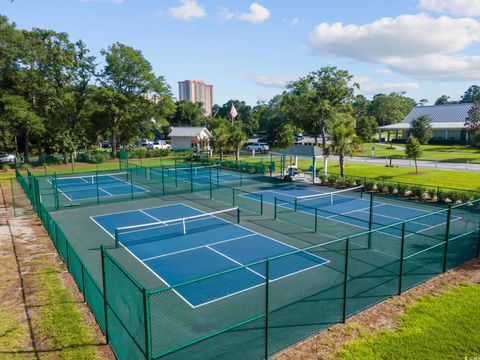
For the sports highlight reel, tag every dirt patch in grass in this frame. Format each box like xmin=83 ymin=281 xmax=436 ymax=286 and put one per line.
xmin=406 ymin=172 xmax=425 ymax=176
xmin=273 ymin=259 xmax=480 ymax=360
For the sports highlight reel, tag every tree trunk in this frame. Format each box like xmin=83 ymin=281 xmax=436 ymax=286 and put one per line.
xmin=23 ymin=129 xmax=29 ymax=163
xmin=339 ymin=154 xmax=344 ymax=178
xmin=219 ymin=149 xmax=223 ymax=161
xmin=415 ymin=158 xmax=418 ymax=174
xmin=111 ymin=124 xmax=117 ymax=159
xmin=321 ymin=128 xmax=326 ymax=148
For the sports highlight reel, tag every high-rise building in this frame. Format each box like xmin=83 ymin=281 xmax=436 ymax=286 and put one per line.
xmin=178 ymin=80 xmax=213 ymax=116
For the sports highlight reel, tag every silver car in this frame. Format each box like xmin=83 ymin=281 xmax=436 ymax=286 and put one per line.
xmin=0 ymin=153 xmax=16 ymax=164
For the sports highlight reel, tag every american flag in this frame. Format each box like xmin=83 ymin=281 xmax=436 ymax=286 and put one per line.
xmin=230 ymin=104 xmax=238 ymax=119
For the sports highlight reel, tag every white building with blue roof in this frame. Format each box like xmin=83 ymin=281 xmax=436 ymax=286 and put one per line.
xmin=378 ymin=103 xmax=474 ymax=143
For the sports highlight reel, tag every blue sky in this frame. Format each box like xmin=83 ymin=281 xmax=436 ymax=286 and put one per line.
xmin=1 ymin=0 xmax=480 ymax=106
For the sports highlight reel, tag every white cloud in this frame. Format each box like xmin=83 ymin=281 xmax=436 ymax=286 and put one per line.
xmin=254 ymin=76 xmax=296 ymax=88
xmin=419 ymin=0 xmax=480 ymax=17
xmin=167 ymin=0 xmax=206 ymax=20
xmin=354 ymin=77 xmax=419 ymax=95
xmin=309 ymin=14 xmax=480 ymax=80
xmin=217 ymin=7 xmax=235 ymax=21
xmin=238 ymin=3 xmax=270 ymax=24
xmin=80 ymin=0 xmax=122 ymax=3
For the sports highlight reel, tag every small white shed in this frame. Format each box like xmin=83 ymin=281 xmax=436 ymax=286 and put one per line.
xmin=169 ymin=127 xmax=212 ymax=151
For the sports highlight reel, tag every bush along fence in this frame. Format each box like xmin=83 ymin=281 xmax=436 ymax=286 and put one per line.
xmin=318 ymin=171 xmax=480 ymax=206
xmin=12 ymin=165 xmax=480 ymax=360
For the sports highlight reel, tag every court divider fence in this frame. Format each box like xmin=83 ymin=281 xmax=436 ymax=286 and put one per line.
xmin=12 ymin=165 xmax=480 ymax=360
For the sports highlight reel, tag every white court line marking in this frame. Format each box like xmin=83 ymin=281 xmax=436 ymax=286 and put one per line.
xmin=139 ymin=209 xmax=166 ymax=224
xmin=142 ymin=234 xmax=256 ymax=262
xmin=325 ymin=203 xmax=384 ymax=219
xmin=91 ymin=202 xmax=330 ymax=308
xmin=89 ymin=215 xmax=195 ymax=308
xmin=99 ymin=187 xmax=114 ymax=196
xmin=206 ymin=245 xmax=266 ymax=279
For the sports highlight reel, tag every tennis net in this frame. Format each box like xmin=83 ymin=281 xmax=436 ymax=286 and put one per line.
xmin=294 ymin=185 xmax=364 ymax=209
xmin=162 ymin=164 xmax=220 ymax=178
xmin=115 ymin=207 xmax=240 ymax=248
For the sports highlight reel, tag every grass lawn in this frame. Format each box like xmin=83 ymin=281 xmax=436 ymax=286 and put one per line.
xmin=35 ymin=267 xmax=99 ymax=360
xmin=358 ymin=143 xmax=480 ymax=162
xmin=337 ymin=284 xmax=480 ymax=360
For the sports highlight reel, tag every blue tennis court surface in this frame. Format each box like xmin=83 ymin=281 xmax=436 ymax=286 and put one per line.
xmin=242 ymin=187 xmax=458 ymax=238
xmin=91 ymin=203 xmax=328 ymax=307
xmin=48 ymin=173 xmax=147 ymax=201
xmin=150 ymin=166 xmax=242 ymax=185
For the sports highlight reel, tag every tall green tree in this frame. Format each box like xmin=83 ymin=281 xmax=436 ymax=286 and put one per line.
xmin=283 ymin=66 xmax=357 ymax=146
xmin=408 ymin=115 xmax=433 ymax=145
xmin=325 ymin=115 xmax=363 ymax=178
xmin=276 ymin=124 xmax=302 ymax=149
xmin=213 ymin=100 xmax=258 ymax=136
xmin=405 ymin=135 xmax=423 ymax=174
xmin=208 ymin=117 xmax=230 ymax=160
xmin=98 ymin=43 xmax=167 ymax=157
xmin=435 ymin=95 xmax=457 ymax=105
xmin=170 ymin=100 xmax=205 ymax=126
xmin=228 ymin=122 xmax=247 ymax=160
xmin=368 ymin=93 xmax=416 ymax=126
xmin=465 ymin=102 xmax=480 ymax=147
xmin=460 ymin=85 xmax=480 ymax=103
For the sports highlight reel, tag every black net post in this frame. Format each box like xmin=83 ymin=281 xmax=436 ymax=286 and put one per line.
xmin=342 ymin=237 xmax=350 ymax=323
xmin=237 ymin=208 xmax=241 ymax=224
xmin=294 ymin=198 xmax=298 ymax=212
xmin=314 ymin=208 xmax=318 ymax=232
xmin=442 ymin=205 xmax=452 ymax=273
xmin=216 ymin=165 xmax=220 ymax=185
xmin=232 ymin=188 xmax=235 ymax=207
xmin=398 ymin=222 xmax=406 ymax=295
xmin=264 ymin=259 xmax=270 ymax=359
xmin=100 ymin=245 xmax=109 ymax=344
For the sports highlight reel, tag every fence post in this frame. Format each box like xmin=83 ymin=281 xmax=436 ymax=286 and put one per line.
xmin=130 ymin=169 xmax=134 ymax=201
xmin=442 ymin=206 xmax=452 ymax=273
xmin=264 ymin=260 xmax=270 ymax=360
xmin=10 ymin=178 xmax=16 ymax=217
xmin=342 ymin=238 xmax=350 ymax=323
xmin=209 ymin=165 xmax=213 ymax=199
xmin=368 ymin=192 xmax=374 ymax=248
xmin=143 ymin=288 xmax=152 ymax=360
xmin=96 ymin=171 xmax=100 ymax=206
xmin=81 ymin=264 xmax=86 ymax=302
xmin=190 ymin=162 xmax=194 ymax=193
xmin=174 ymin=160 xmax=178 ymax=187
xmin=100 ymin=245 xmax=109 ymax=343
xmin=274 ymin=198 xmax=277 ymax=219
xmin=398 ymin=222 xmax=406 ymax=295
xmin=476 ymin=215 xmax=480 ymax=258
xmin=161 ymin=166 xmax=165 ymax=196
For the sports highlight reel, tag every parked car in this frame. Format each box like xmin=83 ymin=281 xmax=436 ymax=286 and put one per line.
xmin=294 ymin=133 xmax=303 ymax=142
xmin=138 ymin=139 xmax=154 ymax=147
xmin=246 ymin=143 xmax=269 ymax=152
xmin=147 ymin=140 xmax=171 ymax=150
xmin=0 ymin=153 xmax=16 ymax=164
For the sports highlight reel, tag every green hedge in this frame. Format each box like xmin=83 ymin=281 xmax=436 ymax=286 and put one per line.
xmin=76 ymin=150 xmax=112 ymax=164
xmin=128 ymin=148 xmax=172 ymax=158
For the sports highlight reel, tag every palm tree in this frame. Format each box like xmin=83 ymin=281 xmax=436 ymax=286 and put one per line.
xmin=326 ymin=117 xmax=363 ymax=178
xmin=229 ymin=122 xmax=247 ymax=161
xmin=211 ymin=121 xmax=230 ymax=161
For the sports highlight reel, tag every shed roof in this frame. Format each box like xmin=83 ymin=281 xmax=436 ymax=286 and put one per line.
xmin=279 ymin=145 xmax=324 ymax=158
xmin=170 ymin=127 xmax=211 ymax=137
